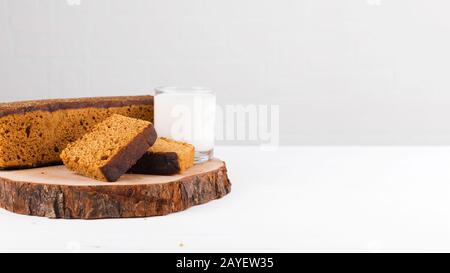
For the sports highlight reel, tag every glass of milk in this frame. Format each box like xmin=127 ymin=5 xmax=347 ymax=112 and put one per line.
xmin=155 ymin=87 xmax=216 ymax=164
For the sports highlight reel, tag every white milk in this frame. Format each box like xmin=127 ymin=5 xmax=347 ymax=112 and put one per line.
xmin=155 ymin=88 xmax=216 ymax=162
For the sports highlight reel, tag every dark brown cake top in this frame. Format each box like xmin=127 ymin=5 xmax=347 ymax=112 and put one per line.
xmin=0 ymin=95 xmax=154 ymax=118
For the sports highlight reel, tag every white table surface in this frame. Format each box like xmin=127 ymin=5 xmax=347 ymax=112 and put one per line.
xmin=2 ymin=146 xmax=450 ymax=253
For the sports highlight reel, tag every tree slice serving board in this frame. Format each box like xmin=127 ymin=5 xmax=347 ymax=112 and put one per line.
xmin=0 ymin=159 xmax=231 ymax=219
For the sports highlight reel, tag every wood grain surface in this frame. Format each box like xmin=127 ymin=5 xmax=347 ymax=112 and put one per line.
xmin=0 ymin=159 xmax=231 ymax=219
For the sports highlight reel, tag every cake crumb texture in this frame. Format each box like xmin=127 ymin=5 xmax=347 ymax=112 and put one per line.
xmin=0 ymin=96 xmax=153 ymax=169
xmin=61 ymin=114 xmax=157 ymax=182
xmin=129 ymin=137 xmax=195 ymax=175
xmin=150 ymin=137 xmax=195 ymax=172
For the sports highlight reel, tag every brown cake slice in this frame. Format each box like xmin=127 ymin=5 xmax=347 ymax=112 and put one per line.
xmin=129 ymin=137 xmax=195 ymax=175
xmin=61 ymin=114 xmax=157 ymax=182
xmin=0 ymin=96 xmax=153 ymax=170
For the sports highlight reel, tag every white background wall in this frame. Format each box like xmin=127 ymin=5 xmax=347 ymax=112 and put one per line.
xmin=1 ymin=0 xmax=450 ymax=145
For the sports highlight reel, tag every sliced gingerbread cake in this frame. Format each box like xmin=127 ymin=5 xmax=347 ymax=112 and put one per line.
xmin=0 ymin=96 xmax=153 ymax=170
xmin=61 ymin=114 xmax=157 ymax=182
xmin=129 ymin=137 xmax=195 ymax=175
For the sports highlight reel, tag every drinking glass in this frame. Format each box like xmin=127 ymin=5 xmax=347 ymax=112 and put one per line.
xmin=154 ymin=86 xmax=216 ymax=164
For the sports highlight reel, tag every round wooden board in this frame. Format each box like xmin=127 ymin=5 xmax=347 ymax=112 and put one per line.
xmin=0 ymin=159 xmax=231 ymax=219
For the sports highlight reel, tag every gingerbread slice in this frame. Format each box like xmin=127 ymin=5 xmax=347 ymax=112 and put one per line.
xmin=129 ymin=137 xmax=195 ymax=175
xmin=61 ymin=114 xmax=157 ymax=182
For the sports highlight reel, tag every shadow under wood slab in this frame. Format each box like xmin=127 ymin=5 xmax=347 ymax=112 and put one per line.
xmin=0 ymin=159 xmax=231 ymax=219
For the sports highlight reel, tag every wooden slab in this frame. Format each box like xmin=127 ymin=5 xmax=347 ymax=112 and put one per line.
xmin=0 ymin=159 xmax=231 ymax=219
